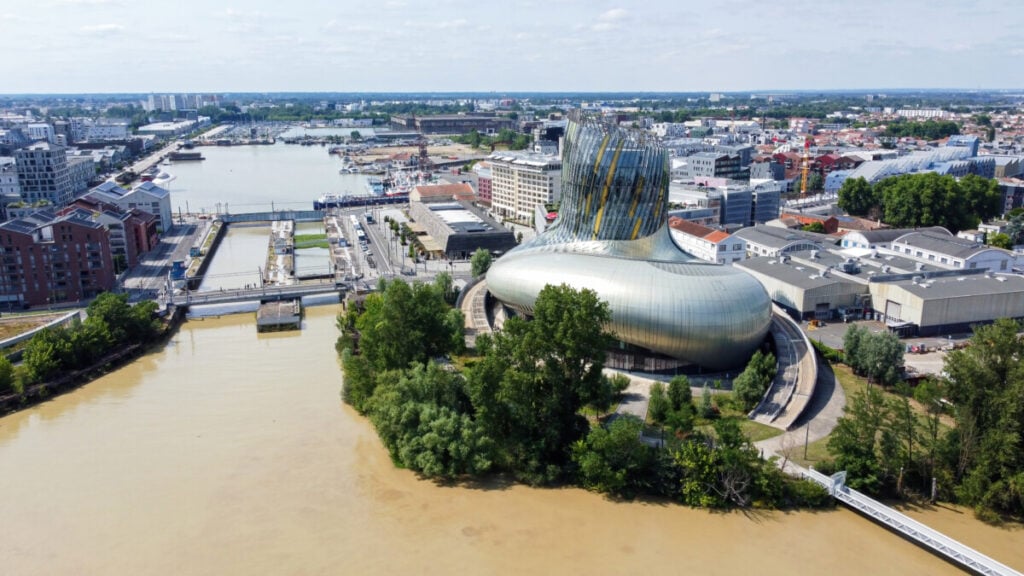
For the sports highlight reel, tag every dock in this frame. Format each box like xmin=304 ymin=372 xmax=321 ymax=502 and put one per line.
xmin=256 ymin=299 xmax=302 ymax=332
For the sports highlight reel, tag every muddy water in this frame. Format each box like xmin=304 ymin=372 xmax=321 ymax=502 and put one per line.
xmin=0 ymin=308 xmax=1018 ymax=575
xmin=198 ymin=224 xmax=269 ymax=292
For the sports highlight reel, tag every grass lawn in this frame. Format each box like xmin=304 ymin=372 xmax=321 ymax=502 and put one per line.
xmin=791 ymin=363 xmax=952 ymax=469
xmin=294 ymin=233 xmax=330 ymax=249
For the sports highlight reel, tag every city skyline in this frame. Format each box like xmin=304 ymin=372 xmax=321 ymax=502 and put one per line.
xmin=1 ymin=0 xmax=1021 ymax=94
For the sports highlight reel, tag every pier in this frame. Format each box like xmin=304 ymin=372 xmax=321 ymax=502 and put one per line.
xmin=256 ymin=299 xmax=302 ymax=332
xmin=803 ymin=468 xmax=1022 ymax=576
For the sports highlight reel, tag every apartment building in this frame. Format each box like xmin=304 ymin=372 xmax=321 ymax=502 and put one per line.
xmin=14 ymin=142 xmax=76 ymax=205
xmin=487 ymin=152 xmax=561 ymax=221
xmin=0 ymin=209 xmax=115 ymax=308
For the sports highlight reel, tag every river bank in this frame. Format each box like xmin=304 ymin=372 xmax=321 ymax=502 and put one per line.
xmin=1 ymin=307 xmax=1019 ymax=575
xmin=0 ymin=307 xmax=186 ymax=416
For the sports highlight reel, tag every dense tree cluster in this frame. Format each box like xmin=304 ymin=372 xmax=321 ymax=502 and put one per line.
xmin=453 ymin=129 xmax=532 ymax=151
xmin=943 ymin=319 xmax=1024 ymax=519
xmin=825 ymin=319 xmax=1024 ymax=520
xmin=732 ymin=350 xmax=777 ymax=411
xmin=843 ymin=325 xmax=905 ymax=386
xmin=338 ymin=281 xmax=829 ymax=509
xmin=881 ymin=119 xmax=961 ymax=140
xmin=1 ymin=293 xmax=160 ymax=396
xmin=838 ymin=173 xmax=1002 ymax=233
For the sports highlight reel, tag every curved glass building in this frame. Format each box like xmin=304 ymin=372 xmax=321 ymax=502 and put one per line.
xmin=486 ymin=114 xmax=771 ymax=370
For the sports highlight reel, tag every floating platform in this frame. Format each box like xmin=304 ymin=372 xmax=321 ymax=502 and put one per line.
xmin=256 ymin=299 xmax=302 ymax=332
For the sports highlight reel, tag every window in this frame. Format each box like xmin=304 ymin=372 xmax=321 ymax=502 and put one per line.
xmin=940 ymin=257 xmax=948 ymax=264
xmin=969 ymin=262 xmax=977 ymax=269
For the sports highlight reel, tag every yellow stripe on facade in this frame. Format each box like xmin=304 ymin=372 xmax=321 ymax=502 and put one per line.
xmin=593 ymin=135 xmax=610 ymax=174
xmin=631 ymin=218 xmax=643 ymax=240
xmin=628 ymin=176 xmax=644 ymax=219
xmin=593 ymin=142 xmax=624 ymax=236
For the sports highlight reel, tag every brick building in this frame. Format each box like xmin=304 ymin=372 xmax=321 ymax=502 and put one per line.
xmin=0 ymin=209 xmax=115 ymax=308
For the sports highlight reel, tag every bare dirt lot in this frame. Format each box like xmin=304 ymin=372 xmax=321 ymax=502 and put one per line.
xmin=351 ymin=143 xmax=486 ymax=164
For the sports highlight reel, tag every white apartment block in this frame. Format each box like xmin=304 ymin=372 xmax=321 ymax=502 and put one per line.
xmin=90 ymin=180 xmax=173 ymax=232
xmin=668 ymin=218 xmax=746 ymax=264
xmin=26 ymin=123 xmax=55 ymax=143
xmin=487 ymin=152 xmax=561 ymax=221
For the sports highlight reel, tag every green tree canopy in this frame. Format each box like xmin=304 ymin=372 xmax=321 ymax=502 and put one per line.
xmin=943 ymin=318 xmax=1024 ymax=518
xmin=470 ymin=248 xmax=492 ymax=277
xmin=466 ymin=283 xmax=614 ymax=484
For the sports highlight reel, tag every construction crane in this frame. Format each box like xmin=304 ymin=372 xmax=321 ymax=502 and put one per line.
xmin=799 ymin=136 xmax=811 ymax=198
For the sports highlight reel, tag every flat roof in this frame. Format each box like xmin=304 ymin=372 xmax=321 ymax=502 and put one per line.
xmin=737 ymin=256 xmax=865 ymax=291
xmin=888 ymin=274 xmax=1024 ymax=300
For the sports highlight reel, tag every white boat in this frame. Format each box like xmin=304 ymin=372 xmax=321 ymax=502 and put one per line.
xmin=154 ymin=171 xmax=176 ymax=184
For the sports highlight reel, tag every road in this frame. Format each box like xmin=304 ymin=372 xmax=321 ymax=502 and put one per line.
xmin=121 ymin=220 xmax=210 ymax=297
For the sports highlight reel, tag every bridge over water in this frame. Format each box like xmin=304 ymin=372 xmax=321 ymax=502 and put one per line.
xmin=169 ymin=283 xmax=343 ymax=308
xmin=803 ymin=468 xmax=1022 ymax=576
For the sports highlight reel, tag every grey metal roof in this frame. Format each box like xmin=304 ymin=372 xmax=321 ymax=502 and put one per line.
xmin=894 ymin=274 xmax=1024 ymax=300
xmin=854 ymin=226 xmax=950 ymax=244
xmin=733 ymin=225 xmax=832 ymax=250
xmin=894 ymin=230 xmax=995 ymax=259
xmin=737 ymin=256 xmax=865 ymax=291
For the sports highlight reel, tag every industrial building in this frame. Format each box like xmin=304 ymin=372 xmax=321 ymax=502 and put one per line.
xmin=390 ymin=114 xmax=513 ymax=135
xmin=407 ymin=200 xmax=515 ymax=260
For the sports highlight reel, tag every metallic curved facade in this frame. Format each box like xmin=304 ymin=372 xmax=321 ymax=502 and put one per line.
xmin=486 ymin=114 xmax=771 ymax=370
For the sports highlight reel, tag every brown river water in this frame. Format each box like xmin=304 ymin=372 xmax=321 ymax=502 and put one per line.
xmin=1 ymin=307 xmax=1020 ymax=575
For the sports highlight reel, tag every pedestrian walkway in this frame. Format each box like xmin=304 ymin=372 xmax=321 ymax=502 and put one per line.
xmin=749 ymin=307 xmax=818 ymax=430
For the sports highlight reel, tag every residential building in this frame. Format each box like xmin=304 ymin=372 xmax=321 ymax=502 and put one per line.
xmin=61 ymin=197 xmax=159 ymax=270
xmin=0 ymin=159 xmax=20 ymax=196
xmin=15 ymin=142 xmax=76 ymax=205
xmin=88 ymin=181 xmax=173 ymax=232
xmin=487 ymin=152 xmax=561 ymax=221
xmin=751 ymin=182 xmax=781 ymax=224
xmin=474 ymin=162 xmax=492 ymax=206
xmin=410 ymin=182 xmax=475 ymax=204
xmin=668 ymin=217 xmax=745 ymax=264
xmin=136 ymin=120 xmax=196 ymax=138
xmin=0 ymin=209 xmax=115 ymax=308
xmin=26 ymin=123 xmax=55 ymax=143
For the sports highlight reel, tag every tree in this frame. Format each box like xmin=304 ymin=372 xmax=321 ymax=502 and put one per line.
xmin=844 ymin=325 xmax=903 ymax=386
xmin=807 ymin=173 xmax=824 ymax=193
xmin=0 ymin=355 xmax=15 ymax=394
xmin=345 ymin=278 xmax=464 ymax=376
xmin=699 ymin=384 xmax=715 ymax=419
xmin=667 ymin=375 xmax=692 ymax=411
xmin=943 ymin=318 xmax=1024 ymax=518
xmin=648 ymin=382 xmax=670 ymax=424
xmin=367 ymin=362 xmax=493 ymax=478
xmin=465 ymin=284 xmax=613 ymax=484
xmin=571 ymin=415 xmax=664 ymax=498
xmin=837 ymin=177 xmax=877 ymax=217
xmin=470 ymin=248 xmax=492 ymax=277
xmin=22 ymin=328 xmax=72 ymax=383
xmin=733 ymin=350 xmax=776 ymax=411
xmin=987 ymin=232 xmax=1012 ymax=250
xmin=350 ymin=130 xmax=362 ymax=141
xmin=828 ymin=383 xmax=891 ymax=492
xmin=801 ymin=221 xmax=826 ymax=233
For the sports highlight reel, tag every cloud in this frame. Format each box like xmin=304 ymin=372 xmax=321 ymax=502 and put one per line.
xmin=79 ymin=23 xmax=123 ymax=34
xmin=591 ymin=8 xmax=628 ymax=32
xmin=402 ymin=18 xmax=470 ymax=30
xmin=598 ymin=8 xmax=628 ymax=21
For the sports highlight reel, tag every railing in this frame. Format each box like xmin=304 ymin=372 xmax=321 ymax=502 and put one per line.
xmin=803 ymin=469 xmax=1022 ymax=576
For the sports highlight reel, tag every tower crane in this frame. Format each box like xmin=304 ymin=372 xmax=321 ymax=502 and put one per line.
xmin=799 ymin=136 xmax=811 ymax=198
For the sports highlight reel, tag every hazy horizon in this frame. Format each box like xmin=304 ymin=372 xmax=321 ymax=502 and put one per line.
xmin=1 ymin=0 xmax=1020 ymax=94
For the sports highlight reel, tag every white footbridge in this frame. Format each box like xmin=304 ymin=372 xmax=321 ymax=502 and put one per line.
xmin=804 ymin=468 xmax=1021 ymax=576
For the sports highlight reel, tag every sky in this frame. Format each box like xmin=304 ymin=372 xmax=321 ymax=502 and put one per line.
xmin=2 ymin=0 xmax=1022 ymax=94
